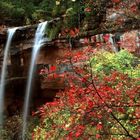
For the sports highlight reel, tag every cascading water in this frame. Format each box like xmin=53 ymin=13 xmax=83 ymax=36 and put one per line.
xmin=22 ymin=21 xmax=48 ymax=139
xmin=0 ymin=28 xmax=18 ymax=128
xmin=109 ymin=34 xmax=118 ymax=52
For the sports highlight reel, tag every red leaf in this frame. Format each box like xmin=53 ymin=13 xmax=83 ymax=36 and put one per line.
xmin=65 ymin=28 xmax=69 ymax=33
xmin=107 ymin=108 xmax=112 ymax=113
xmin=74 ymin=28 xmax=79 ymax=34
xmin=53 ymin=73 xmax=58 ymax=78
xmin=32 ymin=111 xmax=36 ymax=116
xmin=96 ymin=134 xmax=101 ymax=139
xmin=69 ymin=29 xmax=76 ymax=37
xmin=75 ymin=131 xmax=81 ymax=137
xmin=96 ymin=122 xmax=103 ymax=130
xmin=84 ymin=7 xmax=91 ymax=12
xmin=118 ymin=107 xmax=125 ymax=113
xmin=130 ymin=4 xmax=137 ymax=12
xmin=103 ymin=34 xmax=110 ymax=42
xmin=50 ymin=65 xmax=56 ymax=72
xmin=84 ymin=38 xmax=89 ymax=44
xmin=88 ymin=100 xmax=94 ymax=108
xmin=112 ymin=0 xmax=120 ymax=3
xmin=81 ymin=78 xmax=86 ymax=83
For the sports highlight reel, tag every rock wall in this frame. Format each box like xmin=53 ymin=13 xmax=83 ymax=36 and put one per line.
xmin=0 ymin=25 xmax=140 ymax=116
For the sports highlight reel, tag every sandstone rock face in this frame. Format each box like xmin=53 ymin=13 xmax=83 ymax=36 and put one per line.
xmin=1 ymin=40 xmax=69 ymax=116
xmin=0 ymin=22 xmax=140 ymax=116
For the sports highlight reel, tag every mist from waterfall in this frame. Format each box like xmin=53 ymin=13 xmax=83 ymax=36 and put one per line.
xmin=0 ymin=28 xmax=18 ymax=128
xmin=22 ymin=21 xmax=48 ymax=139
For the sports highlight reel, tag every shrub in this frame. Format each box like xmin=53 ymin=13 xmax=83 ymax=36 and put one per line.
xmin=90 ymin=50 xmax=140 ymax=78
xmin=33 ymin=71 xmax=140 ymax=140
xmin=33 ymin=47 xmax=140 ymax=140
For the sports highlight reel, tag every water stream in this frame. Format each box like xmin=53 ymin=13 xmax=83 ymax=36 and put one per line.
xmin=109 ymin=34 xmax=118 ymax=52
xmin=0 ymin=28 xmax=18 ymax=128
xmin=22 ymin=21 xmax=48 ymax=139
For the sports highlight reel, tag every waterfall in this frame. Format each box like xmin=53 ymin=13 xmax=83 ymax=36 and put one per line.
xmin=109 ymin=34 xmax=118 ymax=52
xmin=0 ymin=28 xmax=18 ymax=128
xmin=22 ymin=21 xmax=48 ymax=139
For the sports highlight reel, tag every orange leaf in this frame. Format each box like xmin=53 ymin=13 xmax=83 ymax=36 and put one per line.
xmin=69 ymin=29 xmax=76 ymax=37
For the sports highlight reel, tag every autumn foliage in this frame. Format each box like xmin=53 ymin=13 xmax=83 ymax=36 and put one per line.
xmin=32 ymin=0 xmax=140 ymax=139
xmin=32 ymin=44 xmax=140 ymax=140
